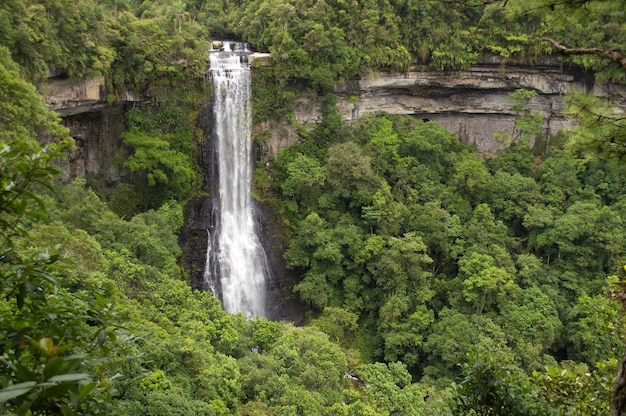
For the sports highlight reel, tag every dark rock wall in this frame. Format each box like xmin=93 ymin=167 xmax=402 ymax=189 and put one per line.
xmin=61 ymin=103 xmax=126 ymax=185
xmin=254 ymin=200 xmax=305 ymax=322
xmin=180 ymin=103 xmax=305 ymax=322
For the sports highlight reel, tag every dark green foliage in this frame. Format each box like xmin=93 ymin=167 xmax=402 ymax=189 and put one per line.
xmin=266 ymin=109 xmax=625 ymax=414
xmin=112 ymin=91 xmax=202 ymax=215
xmin=356 ymin=362 xmax=424 ymax=415
xmin=121 ymin=127 xmax=194 ymax=205
xmin=444 ymin=348 xmax=543 ymax=416
xmin=0 ymin=0 xmax=115 ymax=81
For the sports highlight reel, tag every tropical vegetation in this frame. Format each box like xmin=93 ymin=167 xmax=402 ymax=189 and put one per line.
xmin=1 ymin=0 xmax=626 ymax=415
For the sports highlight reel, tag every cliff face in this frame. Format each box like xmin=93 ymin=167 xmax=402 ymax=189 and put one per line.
xmin=41 ymin=76 xmax=107 ymax=117
xmin=61 ymin=105 xmax=127 ymax=184
xmin=44 ymin=63 xmax=622 ymax=161
xmin=39 ymin=77 xmax=146 ymax=184
xmin=269 ymin=64 xmax=600 ymax=153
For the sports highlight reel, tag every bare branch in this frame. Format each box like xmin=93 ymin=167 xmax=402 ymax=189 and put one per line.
xmin=543 ymin=37 xmax=626 ymax=70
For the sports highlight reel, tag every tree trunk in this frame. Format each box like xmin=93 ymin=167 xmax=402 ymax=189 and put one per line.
xmin=612 ymin=351 xmax=626 ymax=416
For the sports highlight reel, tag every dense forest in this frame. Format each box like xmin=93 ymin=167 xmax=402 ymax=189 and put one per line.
xmin=2 ymin=0 xmax=626 ymax=415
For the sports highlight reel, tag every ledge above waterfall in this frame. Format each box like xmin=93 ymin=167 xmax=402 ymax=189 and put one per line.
xmin=249 ymin=53 xmax=272 ymax=66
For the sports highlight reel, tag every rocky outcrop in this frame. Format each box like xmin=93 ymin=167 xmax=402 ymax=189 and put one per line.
xmin=274 ymin=63 xmax=625 ymax=153
xmin=39 ymin=76 xmax=148 ymax=117
xmin=39 ymin=76 xmax=107 ymax=117
xmin=39 ymin=77 xmax=150 ymax=184
xmin=43 ymin=62 xmax=622 ymax=158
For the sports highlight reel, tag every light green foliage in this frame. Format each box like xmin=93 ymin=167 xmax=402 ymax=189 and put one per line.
xmin=22 ymin=221 xmax=116 ymax=298
xmin=1 ymin=0 xmax=212 ymax=91
xmin=371 ymin=233 xmax=434 ymax=365
xmin=326 ymin=141 xmax=379 ymax=203
xmin=238 ymin=325 xmax=350 ymax=414
xmin=121 ymin=127 xmax=194 ymax=200
xmin=238 ymin=0 xmax=410 ymax=89
xmin=355 ymin=362 xmax=424 ymax=415
xmin=269 ymin=108 xmax=625 ymax=410
xmin=458 ymin=252 xmax=515 ymax=315
xmin=3 ymin=1 xmax=626 ymax=414
xmin=537 ymin=200 xmax=624 ymax=284
xmin=487 ymin=141 xmax=536 ymax=177
xmin=46 ymin=182 xmax=252 ymax=414
xmin=364 ymin=117 xmax=401 ymax=179
xmin=0 ymin=0 xmax=115 ymax=81
xmin=499 ymin=286 xmax=563 ymax=370
xmin=0 ymin=47 xmax=69 ymax=144
xmin=566 ymin=293 xmax=622 ymax=366
xmin=271 ymin=326 xmax=347 ymax=392
xmin=423 ymin=309 xmax=513 ymax=381
xmin=463 ymin=203 xmax=512 ymax=253
xmin=489 ymin=171 xmax=542 ymax=230
xmin=112 ymin=90 xmax=202 ymax=215
xmin=251 ymin=69 xmax=298 ymax=122
xmin=310 ymin=307 xmax=359 ymax=347
xmin=539 ymin=0 xmax=626 ymax=83
xmin=289 ymin=213 xmax=347 ymax=309
xmin=537 ymin=148 xmax=583 ymax=209
xmin=453 ymin=151 xmax=494 ymax=205
xmin=280 ymin=152 xmax=326 ymax=201
xmin=533 ymin=360 xmax=616 ymax=416
xmin=243 ymin=318 xmax=280 ymax=353
xmin=404 ymin=201 xmax=464 ymax=269
xmin=564 ymin=91 xmax=626 ymax=160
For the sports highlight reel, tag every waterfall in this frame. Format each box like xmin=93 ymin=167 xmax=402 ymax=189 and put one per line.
xmin=206 ymin=42 xmax=269 ymax=317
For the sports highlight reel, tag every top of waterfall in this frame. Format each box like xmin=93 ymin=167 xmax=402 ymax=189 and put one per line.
xmin=210 ymin=41 xmax=251 ymax=54
xmin=209 ymin=41 xmax=252 ymax=71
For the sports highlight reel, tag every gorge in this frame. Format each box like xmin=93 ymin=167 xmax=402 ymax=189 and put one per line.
xmin=42 ymin=58 xmax=625 ymax=322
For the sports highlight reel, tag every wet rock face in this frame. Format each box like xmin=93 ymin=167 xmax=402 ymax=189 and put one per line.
xmin=60 ymin=104 xmax=127 ymax=184
xmin=179 ymin=195 xmax=304 ymax=322
xmin=180 ymin=196 xmax=214 ymax=293
xmin=253 ymin=200 xmax=305 ymax=323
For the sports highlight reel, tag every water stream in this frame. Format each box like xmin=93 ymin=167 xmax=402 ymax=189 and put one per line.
xmin=206 ymin=43 xmax=269 ymax=317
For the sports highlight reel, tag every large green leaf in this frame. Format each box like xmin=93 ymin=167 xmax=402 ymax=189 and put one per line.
xmin=47 ymin=374 xmax=91 ymax=383
xmin=0 ymin=382 xmax=37 ymax=402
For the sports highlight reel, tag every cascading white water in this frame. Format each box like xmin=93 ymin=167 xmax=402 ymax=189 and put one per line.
xmin=208 ymin=43 xmax=269 ymax=317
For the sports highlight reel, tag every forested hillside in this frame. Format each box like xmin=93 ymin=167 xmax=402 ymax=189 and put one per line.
xmin=2 ymin=0 xmax=626 ymax=415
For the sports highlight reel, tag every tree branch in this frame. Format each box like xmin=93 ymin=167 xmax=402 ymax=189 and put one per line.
xmin=543 ymin=37 xmax=626 ymax=70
